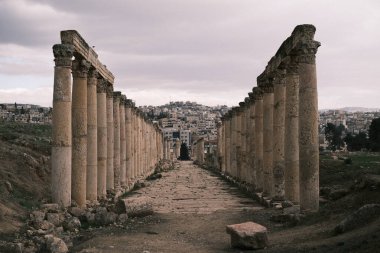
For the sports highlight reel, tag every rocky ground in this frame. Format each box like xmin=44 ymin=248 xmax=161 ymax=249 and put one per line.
xmin=0 ymin=121 xmax=380 ymax=253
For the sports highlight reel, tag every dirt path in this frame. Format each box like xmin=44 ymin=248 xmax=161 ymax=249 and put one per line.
xmin=73 ymin=161 xmax=264 ymax=253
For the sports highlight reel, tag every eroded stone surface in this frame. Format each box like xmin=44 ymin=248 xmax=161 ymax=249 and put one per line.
xmin=226 ymin=221 xmax=268 ymax=249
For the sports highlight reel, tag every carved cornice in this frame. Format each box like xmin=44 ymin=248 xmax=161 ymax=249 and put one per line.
xmin=258 ymin=24 xmax=320 ymax=77
xmin=53 ymin=44 xmax=74 ymax=67
xmin=72 ymin=58 xmax=91 ymax=78
xmin=60 ymin=30 xmax=114 ymax=84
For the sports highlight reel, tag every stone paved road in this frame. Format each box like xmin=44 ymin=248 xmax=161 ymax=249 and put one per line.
xmin=73 ymin=161 xmax=264 ymax=253
xmin=137 ymin=161 xmax=260 ymax=214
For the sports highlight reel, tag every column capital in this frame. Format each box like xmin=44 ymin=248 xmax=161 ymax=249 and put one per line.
xmin=88 ymin=68 xmax=98 ymax=87
xmin=96 ymin=79 xmax=107 ymax=93
xmin=252 ymin=87 xmax=264 ymax=100
xmin=72 ymin=58 xmax=91 ymax=78
xmin=125 ymin=99 xmax=133 ymax=108
xmin=292 ymin=40 xmax=321 ymax=64
xmin=53 ymin=44 xmax=74 ymax=67
xmin=113 ymin=91 xmax=121 ymax=101
xmin=284 ymin=56 xmax=299 ymax=75
xmin=106 ymin=83 xmax=114 ymax=98
xmin=273 ymin=69 xmax=286 ymax=87
xmin=257 ymin=74 xmax=274 ymax=93
xmin=120 ymin=95 xmax=127 ymax=106
xmin=88 ymin=68 xmax=98 ymax=79
xmin=248 ymin=92 xmax=255 ymax=103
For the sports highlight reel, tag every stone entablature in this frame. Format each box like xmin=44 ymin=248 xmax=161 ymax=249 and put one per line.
xmin=60 ymin=30 xmax=114 ymax=84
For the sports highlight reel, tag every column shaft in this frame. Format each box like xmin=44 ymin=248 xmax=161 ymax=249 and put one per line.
xmin=120 ymin=96 xmax=126 ymax=187
xmin=284 ymin=64 xmax=300 ymax=203
xmin=106 ymin=85 xmax=114 ymax=190
xmin=51 ymin=44 xmax=74 ymax=207
xmin=96 ymin=81 xmax=107 ymax=198
xmin=86 ymin=69 xmax=98 ymax=201
xmin=253 ymin=87 xmax=264 ymax=191
xmin=298 ymin=41 xmax=320 ymax=211
xmin=71 ymin=58 xmax=90 ymax=207
xmin=273 ymin=72 xmax=286 ymax=200
xmin=113 ymin=92 xmax=121 ymax=190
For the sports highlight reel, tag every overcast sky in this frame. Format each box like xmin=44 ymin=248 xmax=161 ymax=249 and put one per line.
xmin=0 ymin=0 xmax=379 ymax=109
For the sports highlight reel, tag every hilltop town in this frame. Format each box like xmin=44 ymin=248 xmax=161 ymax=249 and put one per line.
xmin=139 ymin=101 xmax=229 ymax=147
xmin=0 ymin=103 xmax=52 ymax=124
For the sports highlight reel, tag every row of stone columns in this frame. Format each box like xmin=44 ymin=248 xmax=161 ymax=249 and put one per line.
xmin=52 ymin=32 xmax=164 ymax=208
xmin=217 ymin=24 xmax=320 ymax=212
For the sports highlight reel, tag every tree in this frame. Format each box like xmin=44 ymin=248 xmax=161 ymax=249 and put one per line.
xmin=344 ymin=132 xmax=368 ymax=151
xmin=325 ymin=123 xmax=345 ymax=151
xmin=369 ymin=117 xmax=380 ymax=151
xmin=179 ymin=143 xmax=190 ymax=160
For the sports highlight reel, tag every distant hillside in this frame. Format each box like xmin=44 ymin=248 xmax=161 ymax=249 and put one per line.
xmin=320 ymin=107 xmax=380 ymax=113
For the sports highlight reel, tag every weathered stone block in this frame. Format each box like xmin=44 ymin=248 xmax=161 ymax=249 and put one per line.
xmin=226 ymin=222 xmax=268 ymax=249
xmin=45 ymin=234 xmax=68 ymax=253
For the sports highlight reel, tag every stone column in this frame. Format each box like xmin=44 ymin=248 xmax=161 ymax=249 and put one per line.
xmin=120 ymin=95 xmax=127 ymax=187
xmin=163 ymin=137 xmax=167 ymax=159
xmin=72 ymin=58 xmax=90 ymax=207
xmin=130 ymin=106 xmax=136 ymax=182
xmin=86 ymin=68 xmax=98 ymax=201
xmin=236 ymin=103 xmax=244 ymax=181
xmin=175 ymin=138 xmax=181 ymax=159
xmin=272 ymin=70 xmax=286 ymax=200
xmin=297 ymin=27 xmax=320 ymax=212
xmin=51 ymin=44 xmax=74 ymax=207
xmin=113 ymin=92 xmax=121 ymax=190
xmin=198 ymin=138 xmax=205 ymax=163
xmin=284 ymin=59 xmax=300 ymax=203
xmin=230 ymin=108 xmax=238 ymax=178
xmin=253 ymin=87 xmax=264 ymax=191
xmin=248 ymin=92 xmax=256 ymax=188
xmin=217 ymin=122 xmax=223 ymax=171
xmin=220 ymin=120 xmax=226 ymax=173
xmin=259 ymin=77 xmax=274 ymax=197
xmin=106 ymin=84 xmax=114 ymax=190
xmin=224 ymin=114 xmax=231 ymax=176
xmin=96 ymin=79 xmax=107 ymax=198
xmin=125 ymin=99 xmax=133 ymax=187
xmin=242 ymin=98 xmax=250 ymax=185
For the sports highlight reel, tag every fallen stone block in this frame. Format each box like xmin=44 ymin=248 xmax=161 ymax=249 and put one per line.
xmin=115 ymin=196 xmax=153 ymax=217
xmin=45 ymin=234 xmax=68 ymax=253
xmin=334 ymin=204 xmax=380 ymax=234
xmin=226 ymin=222 xmax=268 ymax=249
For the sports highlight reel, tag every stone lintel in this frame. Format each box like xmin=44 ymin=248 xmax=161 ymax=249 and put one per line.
xmin=60 ymin=30 xmax=114 ymax=84
xmin=261 ymin=24 xmax=320 ymax=76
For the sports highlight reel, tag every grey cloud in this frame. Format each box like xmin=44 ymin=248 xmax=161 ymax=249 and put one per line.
xmin=1 ymin=0 xmax=380 ymax=107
